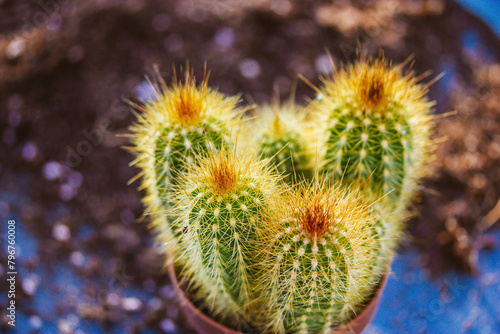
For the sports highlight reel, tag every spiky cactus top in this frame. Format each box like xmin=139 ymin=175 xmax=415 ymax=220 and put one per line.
xmin=129 ymin=69 xmax=241 ymax=245
xmin=171 ymin=147 xmax=282 ymax=323
xmin=257 ymin=181 xmax=380 ymax=334
xmin=313 ymin=58 xmax=434 ymax=213
xmin=248 ymin=103 xmax=313 ymax=183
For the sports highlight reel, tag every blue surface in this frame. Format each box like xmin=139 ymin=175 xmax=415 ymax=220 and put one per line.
xmin=456 ymin=0 xmax=500 ymax=36
xmin=366 ymin=231 xmax=500 ymax=333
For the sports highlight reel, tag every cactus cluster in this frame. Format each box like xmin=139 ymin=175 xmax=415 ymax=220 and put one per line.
xmin=129 ymin=57 xmax=434 ymax=334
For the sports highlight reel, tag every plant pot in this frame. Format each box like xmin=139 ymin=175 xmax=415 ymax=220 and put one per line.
xmin=168 ymin=262 xmax=388 ymax=334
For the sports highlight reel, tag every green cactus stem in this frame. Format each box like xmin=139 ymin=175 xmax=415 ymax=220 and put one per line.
xmin=257 ymin=181 xmax=381 ymax=334
xmin=313 ymin=57 xmax=434 ymax=212
xmin=170 ymin=147 xmax=283 ymax=323
xmin=247 ymin=102 xmax=313 ymax=183
xmin=309 ymin=57 xmax=435 ymax=268
xmin=129 ymin=69 xmax=241 ymax=250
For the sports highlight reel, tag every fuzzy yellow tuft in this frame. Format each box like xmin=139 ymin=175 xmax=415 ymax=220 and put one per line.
xmin=271 ymin=114 xmax=285 ymax=138
xmin=356 ymin=59 xmax=392 ymax=111
xmin=177 ymin=146 xmax=281 ymax=202
xmin=157 ymin=69 xmax=210 ymax=126
xmin=319 ymin=57 xmax=434 ymax=117
xmin=252 ymin=101 xmax=308 ymax=144
xmin=200 ymin=149 xmax=240 ymax=196
xmin=267 ymin=179 xmax=378 ymax=247
xmin=292 ymin=182 xmax=338 ymax=240
xmin=130 ymin=68 xmax=241 ymax=137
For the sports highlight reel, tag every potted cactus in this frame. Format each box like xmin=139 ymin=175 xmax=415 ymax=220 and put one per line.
xmin=128 ymin=57 xmax=434 ymax=334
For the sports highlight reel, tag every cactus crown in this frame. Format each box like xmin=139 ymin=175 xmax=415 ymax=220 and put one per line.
xmin=294 ymin=183 xmax=336 ymax=239
xmin=353 ymin=58 xmax=396 ymax=111
xmin=131 ymin=68 xmax=241 ymax=138
xmin=158 ymin=68 xmax=212 ymax=125
xmin=179 ymin=146 xmax=279 ymax=198
xmin=320 ymin=57 xmax=431 ymax=116
xmin=198 ymin=148 xmax=240 ymax=195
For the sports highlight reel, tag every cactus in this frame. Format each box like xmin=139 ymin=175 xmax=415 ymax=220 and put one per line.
xmin=246 ymin=102 xmax=313 ymax=183
xmin=309 ymin=57 xmax=434 ymax=265
xmin=127 ymin=59 xmax=434 ymax=334
xmin=170 ymin=146 xmax=282 ymax=323
xmin=313 ymin=57 xmax=434 ymax=212
xmin=256 ymin=180 xmax=381 ymax=334
xmin=129 ymin=69 xmax=241 ymax=248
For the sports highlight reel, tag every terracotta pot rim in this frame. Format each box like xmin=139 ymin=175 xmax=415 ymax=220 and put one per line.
xmin=168 ymin=262 xmax=389 ymax=334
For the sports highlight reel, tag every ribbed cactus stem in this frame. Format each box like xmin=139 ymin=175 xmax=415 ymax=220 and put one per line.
xmin=129 ymin=69 xmax=241 ymax=249
xmin=152 ymin=119 xmax=230 ymax=201
xmin=249 ymin=103 xmax=313 ymax=183
xmin=258 ymin=181 xmax=380 ymax=334
xmin=315 ymin=57 xmax=434 ymax=211
xmin=310 ymin=57 xmax=434 ymax=271
xmin=171 ymin=147 xmax=282 ymax=322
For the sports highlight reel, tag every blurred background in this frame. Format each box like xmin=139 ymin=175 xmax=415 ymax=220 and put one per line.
xmin=0 ymin=0 xmax=499 ymax=333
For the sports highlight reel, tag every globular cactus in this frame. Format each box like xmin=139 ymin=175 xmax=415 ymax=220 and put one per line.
xmin=312 ymin=57 xmax=434 ymax=212
xmin=246 ymin=102 xmax=313 ymax=183
xmin=257 ymin=181 xmax=381 ymax=334
xmin=170 ymin=146 xmax=282 ymax=323
xmin=129 ymin=69 xmax=241 ymax=247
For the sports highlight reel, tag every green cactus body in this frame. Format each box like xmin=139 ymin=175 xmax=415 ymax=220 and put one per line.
xmin=172 ymin=149 xmax=281 ymax=322
xmin=129 ymin=71 xmax=241 ymax=250
xmin=323 ymin=106 xmax=410 ymax=201
xmin=312 ymin=58 xmax=434 ymax=264
xmin=259 ymin=182 xmax=379 ymax=334
xmin=316 ymin=58 xmax=433 ymax=209
xmin=321 ymin=108 xmax=408 ymax=264
xmin=153 ymin=118 xmax=229 ymax=207
xmin=250 ymin=104 xmax=313 ymax=183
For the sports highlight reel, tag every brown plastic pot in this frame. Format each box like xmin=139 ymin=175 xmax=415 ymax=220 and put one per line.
xmin=168 ymin=263 xmax=388 ymax=334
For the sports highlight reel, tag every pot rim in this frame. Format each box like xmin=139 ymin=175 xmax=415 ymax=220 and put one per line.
xmin=168 ymin=262 xmax=389 ymax=334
